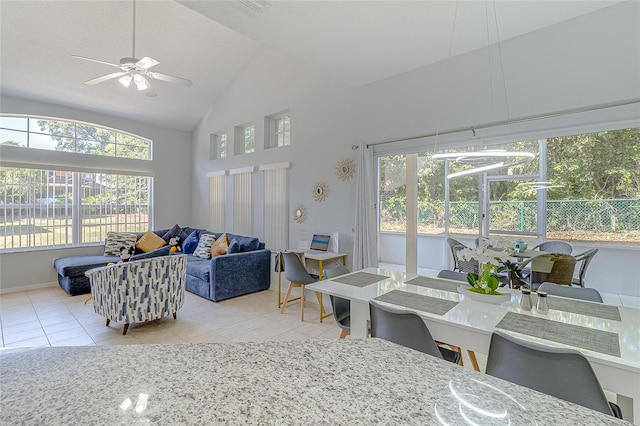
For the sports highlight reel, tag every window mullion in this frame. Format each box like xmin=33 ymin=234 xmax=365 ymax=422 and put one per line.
xmin=72 ymin=172 xmax=82 ymax=245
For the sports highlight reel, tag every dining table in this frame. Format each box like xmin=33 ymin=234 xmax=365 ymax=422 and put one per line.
xmin=0 ymin=338 xmax=630 ymax=425
xmin=306 ymin=267 xmax=640 ymax=424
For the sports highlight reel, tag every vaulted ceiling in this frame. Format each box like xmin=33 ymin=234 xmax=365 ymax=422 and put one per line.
xmin=0 ymin=1 xmax=623 ymax=132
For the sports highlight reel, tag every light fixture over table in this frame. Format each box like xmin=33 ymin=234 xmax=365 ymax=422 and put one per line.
xmin=432 ymin=1 xmax=533 ymax=178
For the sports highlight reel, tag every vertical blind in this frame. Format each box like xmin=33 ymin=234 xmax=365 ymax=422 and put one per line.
xmin=209 ymin=174 xmax=226 ymax=231
xmin=233 ymin=171 xmax=253 ymax=235
xmin=262 ymin=165 xmax=289 ymax=250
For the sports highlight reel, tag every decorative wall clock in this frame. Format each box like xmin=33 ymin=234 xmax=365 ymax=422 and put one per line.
xmin=293 ymin=204 xmax=307 ymax=224
xmin=312 ymin=181 xmax=328 ymax=202
xmin=336 ymin=159 xmax=355 ymax=181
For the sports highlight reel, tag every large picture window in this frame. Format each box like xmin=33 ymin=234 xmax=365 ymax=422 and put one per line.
xmin=1 ymin=115 xmax=154 ymax=252
xmin=0 ymin=168 xmax=151 ymax=251
xmin=377 ymin=127 xmax=640 ymax=245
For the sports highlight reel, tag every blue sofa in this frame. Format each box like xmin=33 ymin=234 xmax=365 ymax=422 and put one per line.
xmin=53 ymin=227 xmax=271 ymax=302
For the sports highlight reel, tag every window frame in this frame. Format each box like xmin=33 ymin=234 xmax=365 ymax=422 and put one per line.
xmin=210 ymin=132 xmax=227 ymax=160
xmin=264 ymin=111 xmax=290 ymax=149
xmin=0 ymin=114 xmax=152 ymax=160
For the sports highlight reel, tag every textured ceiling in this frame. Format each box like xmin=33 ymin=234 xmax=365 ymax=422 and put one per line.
xmin=0 ymin=1 xmax=623 ymax=132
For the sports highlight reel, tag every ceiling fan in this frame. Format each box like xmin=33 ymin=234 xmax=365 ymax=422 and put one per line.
xmin=72 ymin=0 xmax=192 ymax=97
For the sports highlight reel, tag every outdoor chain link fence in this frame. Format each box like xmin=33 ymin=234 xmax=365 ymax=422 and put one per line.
xmin=380 ymin=198 xmax=640 ymax=242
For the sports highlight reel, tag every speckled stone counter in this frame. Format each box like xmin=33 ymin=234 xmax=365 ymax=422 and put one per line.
xmin=0 ymin=339 xmax=628 ymax=425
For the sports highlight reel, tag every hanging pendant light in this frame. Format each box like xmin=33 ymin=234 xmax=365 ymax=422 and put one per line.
xmin=433 ymin=149 xmax=535 ymax=179
xmin=432 ymin=1 xmax=533 ymax=179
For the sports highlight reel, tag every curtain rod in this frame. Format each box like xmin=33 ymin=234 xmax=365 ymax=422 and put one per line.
xmin=366 ymin=98 xmax=640 ymax=148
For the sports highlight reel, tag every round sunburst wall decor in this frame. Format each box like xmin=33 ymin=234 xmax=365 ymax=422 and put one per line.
xmin=336 ymin=159 xmax=356 ymax=181
xmin=312 ymin=181 xmax=328 ymax=202
xmin=293 ymin=204 xmax=307 ymax=224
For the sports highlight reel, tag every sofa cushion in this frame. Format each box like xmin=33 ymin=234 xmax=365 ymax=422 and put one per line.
xmin=226 ymin=233 xmax=261 ymax=252
xmin=103 ymin=232 xmax=137 ymax=256
xmin=185 ymin=255 xmax=210 ymax=282
xmin=211 ymin=233 xmax=229 ymax=257
xmin=193 ymin=233 xmax=217 ymax=259
xmin=136 ymin=230 xmax=167 ymax=252
xmin=54 ymin=255 xmax=119 ymax=277
xmin=162 ymin=224 xmax=189 ymax=245
xmin=182 ymin=230 xmax=200 ymax=254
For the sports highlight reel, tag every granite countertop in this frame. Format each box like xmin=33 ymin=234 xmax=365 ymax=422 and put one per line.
xmin=0 ymin=339 xmax=628 ymax=425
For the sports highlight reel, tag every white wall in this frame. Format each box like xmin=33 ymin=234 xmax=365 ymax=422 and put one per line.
xmin=355 ymin=1 xmax=640 ymax=147
xmin=0 ymin=95 xmax=192 ymax=292
xmin=191 ymin=46 xmax=357 ymax=259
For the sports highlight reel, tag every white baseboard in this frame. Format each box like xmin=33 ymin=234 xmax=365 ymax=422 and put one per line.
xmin=0 ymin=282 xmax=58 ymax=295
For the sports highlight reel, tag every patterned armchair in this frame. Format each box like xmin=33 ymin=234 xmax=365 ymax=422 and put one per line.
xmin=86 ymin=255 xmax=187 ymax=335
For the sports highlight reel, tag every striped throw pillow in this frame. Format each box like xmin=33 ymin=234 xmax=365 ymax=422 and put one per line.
xmin=193 ymin=234 xmax=217 ymax=259
xmin=104 ymin=232 xmax=138 ymax=256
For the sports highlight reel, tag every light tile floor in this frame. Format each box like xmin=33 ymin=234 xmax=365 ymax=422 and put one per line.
xmin=0 ymin=286 xmax=341 ymax=349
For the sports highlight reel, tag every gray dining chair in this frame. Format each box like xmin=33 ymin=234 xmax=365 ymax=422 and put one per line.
xmin=486 ymin=331 xmax=622 ymax=418
xmin=451 ymin=244 xmax=479 ymax=274
xmin=436 ymin=269 xmax=468 ymax=282
xmin=532 ymin=240 xmax=572 ymax=254
xmin=369 ymin=300 xmax=461 ymax=364
xmin=279 ymin=251 xmax=318 ymax=321
xmin=572 ymin=248 xmax=599 ymax=287
xmin=324 ymin=265 xmax=351 ymax=339
xmin=537 ymin=282 xmax=603 ymax=303
xmin=446 ymin=237 xmax=464 ymax=271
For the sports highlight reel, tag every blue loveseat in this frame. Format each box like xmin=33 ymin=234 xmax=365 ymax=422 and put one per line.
xmin=53 ymin=227 xmax=271 ymax=302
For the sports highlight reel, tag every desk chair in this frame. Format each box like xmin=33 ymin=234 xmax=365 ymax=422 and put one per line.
xmin=572 ymin=248 xmax=598 ymax=287
xmin=486 ymin=331 xmax=622 ymax=418
xmin=537 ymin=282 xmax=603 ymax=303
xmin=369 ymin=300 xmax=461 ymax=364
xmin=532 ymin=240 xmax=572 ymax=254
xmin=279 ymin=251 xmax=318 ymax=321
xmin=324 ymin=265 xmax=351 ymax=339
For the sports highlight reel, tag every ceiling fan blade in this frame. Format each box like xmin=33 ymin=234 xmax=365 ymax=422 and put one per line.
xmin=72 ymin=55 xmax=121 ymax=68
xmin=147 ymin=71 xmax=193 ymax=87
xmin=136 ymin=57 xmax=159 ymax=69
xmin=84 ymin=72 xmax=127 ymax=85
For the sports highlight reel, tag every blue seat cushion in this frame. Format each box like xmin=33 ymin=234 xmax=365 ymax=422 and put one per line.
xmin=54 ymin=255 xmax=119 ymax=277
xmin=186 ymin=255 xmax=210 ymax=281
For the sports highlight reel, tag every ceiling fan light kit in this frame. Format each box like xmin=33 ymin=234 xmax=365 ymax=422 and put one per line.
xmin=72 ymin=0 xmax=191 ymax=97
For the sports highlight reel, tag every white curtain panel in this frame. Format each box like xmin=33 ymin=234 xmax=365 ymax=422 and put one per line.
xmin=353 ymin=145 xmax=378 ymax=270
xmin=262 ymin=166 xmax=289 ymax=250
xmin=209 ymin=174 xmax=226 ymax=232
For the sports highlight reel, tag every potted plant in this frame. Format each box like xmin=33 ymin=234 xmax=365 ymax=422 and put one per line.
xmin=457 ymin=239 xmax=514 ymax=303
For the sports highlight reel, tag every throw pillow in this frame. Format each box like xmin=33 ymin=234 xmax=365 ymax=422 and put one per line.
xmin=104 ymin=232 xmax=138 ymax=256
xmin=136 ymin=230 xmax=167 ymax=253
xmin=182 ymin=230 xmax=200 ymax=254
xmin=211 ymin=233 xmax=229 ymax=257
xmin=227 ymin=239 xmax=240 ymax=254
xmin=162 ymin=224 xmax=189 ymax=245
xmin=193 ymin=234 xmax=217 ymax=259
